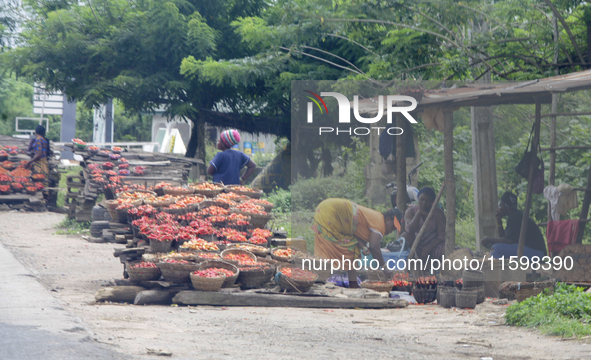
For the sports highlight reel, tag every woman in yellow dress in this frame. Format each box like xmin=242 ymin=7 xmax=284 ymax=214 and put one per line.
xmin=312 ymin=198 xmax=397 ymax=288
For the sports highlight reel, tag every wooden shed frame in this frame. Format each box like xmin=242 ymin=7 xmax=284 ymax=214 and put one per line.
xmin=355 ymin=69 xmax=591 ymax=257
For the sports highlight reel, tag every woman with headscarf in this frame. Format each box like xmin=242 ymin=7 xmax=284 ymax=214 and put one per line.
xmin=25 ymin=125 xmax=51 ymax=179
xmin=399 ymin=186 xmax=446 ymax=261
xmin=207 ymin=129 xmax=257 ymax=185
xmin=312 ymin=199 xmax=398 ymax=288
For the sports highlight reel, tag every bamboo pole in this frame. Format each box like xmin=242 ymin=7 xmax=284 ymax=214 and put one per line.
xmin=517 ymin=101 xmax=542 ymax=257
xmin=408 ymin=182 xmax=446 ymax=259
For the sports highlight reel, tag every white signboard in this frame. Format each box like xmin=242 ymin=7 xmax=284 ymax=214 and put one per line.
xmin=33 ymin=83 xmax=63 ymax=115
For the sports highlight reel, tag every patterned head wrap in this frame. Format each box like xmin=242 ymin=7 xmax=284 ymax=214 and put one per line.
xmin=220 ymin=129 xmax=240 ymax=148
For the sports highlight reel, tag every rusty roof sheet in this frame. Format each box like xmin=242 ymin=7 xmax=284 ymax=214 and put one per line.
xmin=355 ymin=69 xmax=591 ymax=114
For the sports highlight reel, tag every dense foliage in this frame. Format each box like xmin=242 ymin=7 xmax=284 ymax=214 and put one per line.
xmin=505 ymin=283 xmax=591 ymax=338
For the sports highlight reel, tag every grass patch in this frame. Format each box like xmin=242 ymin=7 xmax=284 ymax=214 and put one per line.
xmin=505 ymin=283 xmax=591 ymax=338
xmin=54 ymin=217 xmax=90 ymax=235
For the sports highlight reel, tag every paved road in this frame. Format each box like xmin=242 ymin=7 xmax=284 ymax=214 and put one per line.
xmin=0 ymin=241 xmax=126 ymax=360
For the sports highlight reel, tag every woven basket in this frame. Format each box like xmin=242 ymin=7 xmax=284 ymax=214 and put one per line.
xmin=514 ymin=280 xmax=555 ymax=302
xmin=126 ymin=263 xmax=162 ymax=282
xmin=225 ymin=185 xmax=263 ymax=199
xmin=292 ymin=257 xmax=331 ymax=283
xmin=106 ymin=198 xmax=142 ymax=211
xmin=161 ymin=203 xmax=198 ymax=215
xmin=477 ymin=286 xmax=485 ymax=304
xmin=157 ymin=261 xmax=200 ymax=284
xmin=190 ymin=182 xmax=224 ymax=198
xmin=412 ymin=287 xmax=437 ymax=304
xmin=107 ymin=207 xmax=117 ymax=222
xmin=438 ymin=286 xmax=457 ymax=308
xmin=116 ymin=208 xmax=129 ymax=224
xmin=246 ymin=201 xmax=274 ymax=213
xmin=455 ymin=290 xmax=477 ymax=309
xmin=154 ymin=187 xmax=165 ymax=197
xmin=271 ymin=247 xmax=296 ymax=263
xmin=193 ymin=252 xmax=222 ymax=262
xmin=198 ymin=260 xmax=239 ymax=288
xmin=462 ymin=269 xmax=485 ymax=289
xmin=116 ymin=189 xmax=157 ymax=199
xmin=227 ymin=244 xmax=269 ymax=257
xmin=149 ymin=238 xmax=173 ymax=253
xmin=230 ymin=208 xmax=272 ymax=229
xmin=190 ymin=273 xmax=226 ymax=291
xmin=200 ymin=200 xmax=232 ymax=210
xmin=144 ymin=197 xmax=177 ymax=207
xmin=221 ymin=249 xmax=257 ymax=266
xmin=277 ymin=265 xmax=317 ymax=293
xmin=360 ymin=281 xmax=394 ymax=293
xmin=237 ymin=264 xmax=276 ymax=289
xmin=163 ymin=187 xmax=194 ymax=196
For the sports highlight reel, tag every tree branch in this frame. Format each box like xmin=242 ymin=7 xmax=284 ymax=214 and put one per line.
xmin=325 ymin=18 xmax=462 ymax=49
xmin=322 ymin=33 xmax=378 ymax=56
xmin=541 ymin=0 xmax=586 ymax=65
xmin=299 ymin=45 xmax=366 ymax=76
xmin=279 ymin=46 xmax=379 ymax=84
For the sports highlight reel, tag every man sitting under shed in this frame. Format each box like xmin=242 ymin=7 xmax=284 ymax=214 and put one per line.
xmin=481 ymin=192 xmax=547 ymax=259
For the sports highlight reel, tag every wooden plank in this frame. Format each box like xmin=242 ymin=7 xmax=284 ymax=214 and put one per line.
xmin=443 ymin=110 xmax=456 ymax=256
xmin=0 ymin=194 xmax=42 ymax=203
xmin=172 ymin=291 xmax=409 ymax=309
xmin=517 ymin=101 xmax=542 ymax=257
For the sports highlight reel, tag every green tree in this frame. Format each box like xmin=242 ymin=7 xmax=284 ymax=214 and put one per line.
xmin=8 ymin=0 xmax=288 ymax=163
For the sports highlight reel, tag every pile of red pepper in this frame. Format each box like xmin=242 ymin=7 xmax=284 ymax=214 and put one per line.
xmin=192 ymin=268 xmax=234 ymax=278
xmin=281 ymin=268 xmax=316 ymax=281
xmin=248 ymin=236 xmax=267 ymax=245
xmin=222 ymin=253 xmax=256 ymax=265
xmin=414 ymin=276 xmax=437 ymax=289
xmin=131 ymin=262 xmax=158 ymax=269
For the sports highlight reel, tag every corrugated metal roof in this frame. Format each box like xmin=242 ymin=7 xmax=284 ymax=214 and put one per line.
xmin=355 ymin=69 xmax=591 ymax=114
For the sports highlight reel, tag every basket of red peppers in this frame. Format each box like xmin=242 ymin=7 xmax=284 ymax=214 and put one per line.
xmin=126 ymin=261 xmax=161 ymax=282
xmin=196 ymin=260 xmax=239 ymax=288
xmin=276 ymin=264 xmax=318 ymax=293
xmin=157 ymin=259 xmax=200 ymax=284
xmin=412 ymin=276 xmax=438 ymax=304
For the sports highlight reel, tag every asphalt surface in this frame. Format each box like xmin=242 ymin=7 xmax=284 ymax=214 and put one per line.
xmin=0 ymin=241 xmax=126 ymax=360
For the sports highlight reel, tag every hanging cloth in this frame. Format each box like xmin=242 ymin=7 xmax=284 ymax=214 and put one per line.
xmin=546 ymin=220 xmax=579 ymax=253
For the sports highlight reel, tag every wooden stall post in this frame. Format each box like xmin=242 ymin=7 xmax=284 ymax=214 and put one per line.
xmin=576 ymin=163 xmax=591 ymax=244
xmin=396 ymin=114 xmax=408 ymax=213
xmin=471 ymin=103 xmax=498 ymax=249
xmin=517 ymin=100 xmax=542 ymax=257
xmin=548 ymin=94 xmax=558 ymax=222
xmin=443 ymin=109 xmax=456 ymax=256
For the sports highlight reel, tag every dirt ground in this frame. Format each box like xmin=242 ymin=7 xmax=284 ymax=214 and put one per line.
xmin=1 ymin=212 xmax=591 ymax=360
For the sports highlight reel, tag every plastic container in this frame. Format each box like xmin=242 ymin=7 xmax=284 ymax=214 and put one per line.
xmin=362 ymin=238 xmax=409 ymax=270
